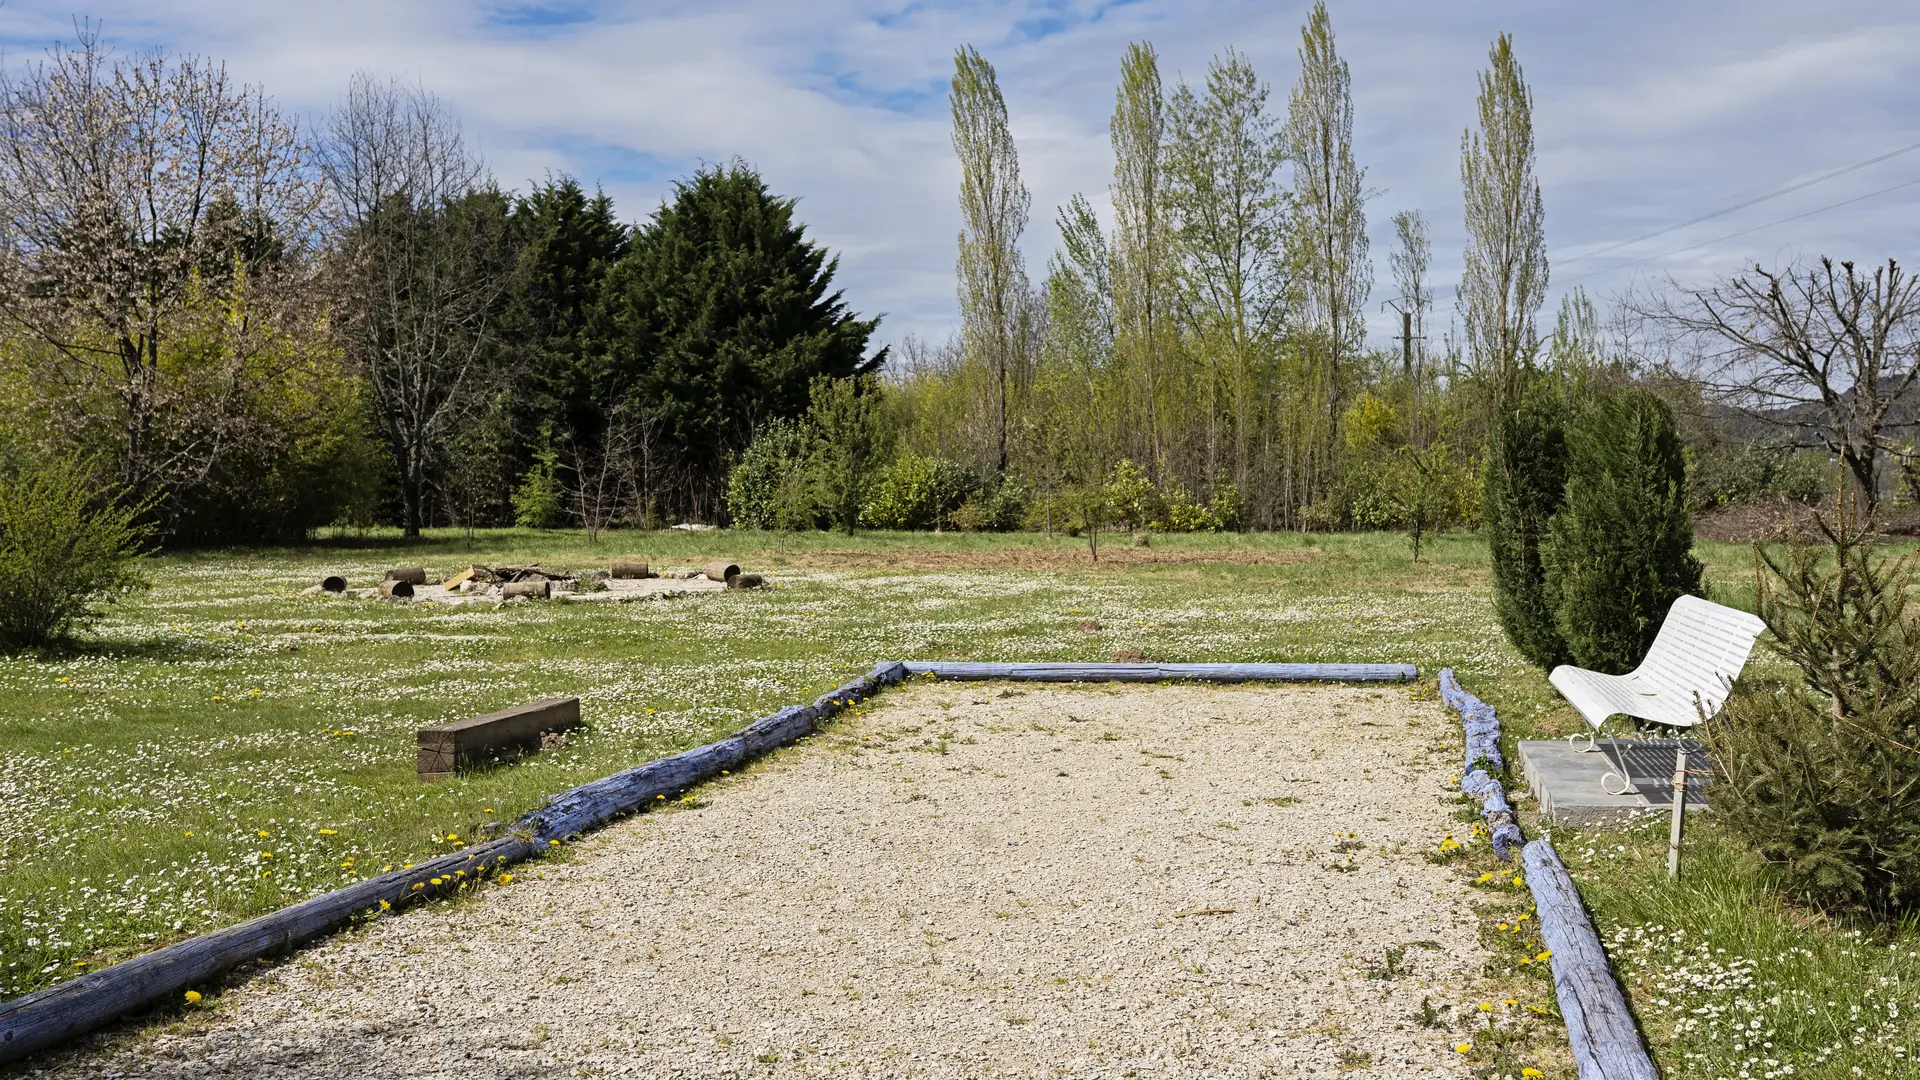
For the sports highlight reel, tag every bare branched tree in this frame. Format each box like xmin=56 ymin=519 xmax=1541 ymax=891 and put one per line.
xmin=319 ymin=73 xmax=512 ymax=536
xmin=0 ymin=24 xmax=325 ymax=505
xmin=571 ymin=399 xmax=658 ymax=542
xmin=1656 ymin=257 xmax=1920 ymax=507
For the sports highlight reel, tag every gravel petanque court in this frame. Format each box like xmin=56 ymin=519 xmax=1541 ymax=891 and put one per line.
xmin=44 ymin=681 xmax=1493 ymax=1079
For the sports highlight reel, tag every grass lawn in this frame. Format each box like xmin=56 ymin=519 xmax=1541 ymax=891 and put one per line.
xmin=1 ymin=526 xmax=1914 ymax=1076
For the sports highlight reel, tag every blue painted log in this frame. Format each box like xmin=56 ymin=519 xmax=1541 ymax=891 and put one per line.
xmin=516 ymin=662 xmax=906 ymax=841
xmin=1439 ymin=669 xmax=1525 ymax=858
xmin=903 ymin=661 xmax=1416 ymax=683
xmin=1522 ymin=840 xmax=1660 ymax=1080
xmin=0 ymin=660 xmax=910 ymax=1067
xmin=0 ymin=836 xmax=536 ymax=1064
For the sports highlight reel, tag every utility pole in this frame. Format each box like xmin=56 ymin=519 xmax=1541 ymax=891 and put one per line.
xmin=1400 ymin=309 xmax=1413 ymax=378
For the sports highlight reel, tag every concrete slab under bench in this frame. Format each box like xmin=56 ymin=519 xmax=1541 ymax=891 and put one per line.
xmin=1517 ymin=739 xmax=1713 ymax=828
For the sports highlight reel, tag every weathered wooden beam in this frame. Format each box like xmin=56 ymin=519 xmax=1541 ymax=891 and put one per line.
xmin=0 ymin=836 xmax=536 ymax=1066
xmin=1522 ymin=839 xmax=1660 ymax=1080
xmin=417 ymin=697 xmax=582 ymax=779
xmin=902 ymin=661 xmax=1416 ymax=683
xmin=384 ymin=567 xmax=427 ymax=585
xmin=610 ymin=559 xmax=651 ymax=579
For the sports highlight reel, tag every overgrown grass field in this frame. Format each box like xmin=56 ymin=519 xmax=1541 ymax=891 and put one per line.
xmin=1 ymin=528 xmax=1913 ymax=1076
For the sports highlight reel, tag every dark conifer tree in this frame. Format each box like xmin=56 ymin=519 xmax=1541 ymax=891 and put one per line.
xmin=593 ymin=162 xmax=885 ymax=518
xmin=1547 ymin=389 xmax=1703 ymax=672
xmin=1484 ymin=386 xmax=1571 ymax=669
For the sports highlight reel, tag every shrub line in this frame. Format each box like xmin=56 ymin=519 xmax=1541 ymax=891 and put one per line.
xmin=1438 ymin=668 xmax=1658 ymax=1080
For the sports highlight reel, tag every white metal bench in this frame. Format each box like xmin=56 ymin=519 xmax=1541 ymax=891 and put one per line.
xmin=1549 ymin=595 xmax=1768 ymax=794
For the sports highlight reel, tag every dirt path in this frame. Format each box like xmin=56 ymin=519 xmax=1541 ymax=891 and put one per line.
xmin=43 ymin=682 xmax=1490 ymax=1079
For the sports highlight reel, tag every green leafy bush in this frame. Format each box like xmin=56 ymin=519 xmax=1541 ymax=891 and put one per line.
xmin=0 ymin=460 xmax=150 ymax=648
xmin=860 ymin=452 xmax=973 ymax=530
xmin=951 ymin=475 xmax=1026 ymax=532
xmin=1155 ymin=485 xmax=1219 ymax=532
xmin=803 ymin=374 xmax=888 ymax=535
xmin=724 ymin=419 xmax=816 ymax=530
xmin=1103 ymin=460 xmax=1160 ymax=531
xmin=1207 ymin=481 xmax=1244 ymax=532
xmin=512 ymin=432 xmax=566 ymax=529
xmin=1548 ymin=390 xmax=1704 ymax=672
xmin=1704 ymin=504 xmax=1920 ymax=914
xmin=1485 ymin=388 xmax=1572 ymax=669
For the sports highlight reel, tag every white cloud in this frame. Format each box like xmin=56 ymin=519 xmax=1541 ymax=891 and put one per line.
xmin=2 ymin=0 xmax=1914 ymax=353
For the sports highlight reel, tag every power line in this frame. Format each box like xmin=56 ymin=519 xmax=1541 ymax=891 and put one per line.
xmin=1421 ymin=145 xmax=1920 ymax=303
xmin=1557 ymin=139 xmax=1920 ymax=268
xmin=1559 ymin=174 xmax=1920 ymax=286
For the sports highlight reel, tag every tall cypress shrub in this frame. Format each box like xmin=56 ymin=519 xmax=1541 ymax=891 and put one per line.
xmin=1547 ymin=390 xmax=1704 ymax=672
xmin=1485 ymin=388 xmax=1571 ymax=669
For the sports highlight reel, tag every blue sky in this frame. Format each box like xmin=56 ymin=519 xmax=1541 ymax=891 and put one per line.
xmin=2 ymin=0 xmax=1915 ymax=353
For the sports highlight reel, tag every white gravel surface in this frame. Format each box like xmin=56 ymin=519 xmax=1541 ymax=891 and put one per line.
xmin=39 ymin=681 xmax=1493 ymax=1079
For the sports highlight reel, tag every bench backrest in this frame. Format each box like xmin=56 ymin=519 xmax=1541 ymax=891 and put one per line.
xmin=1632 ymin=595 xmax=1768 ymax=720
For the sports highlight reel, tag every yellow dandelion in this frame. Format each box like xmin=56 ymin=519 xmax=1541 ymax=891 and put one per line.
xmin=1512 ymin=876 xmax=1524 ymax=887
xmin=1523 ymin=1070 xmax=1544 ymax=1079
xmin=379 ymin=899 xmax=392 ymax=911
xmin=184 ymin=990 xmax=202 ymax=1004
xmin=1454 ymin=1042 xmax=1471 ymax=1054
xmin=1535 ymin=950 xmax=1552 ymax=961
xmin=500 ymin=873 xmax=514 ymax=884
xmin=549 ymin=839 xmax=561 ymax=846
xmin=412 ymin=882 xmax=424 ymax=891
xmin=1503 ymin=999 xmax=1518 ymax=1007
xmin=1477 ymin=1002 xmax=1493 ymax=1013
xmin=318 ymin=828 xmax=338 ymax=835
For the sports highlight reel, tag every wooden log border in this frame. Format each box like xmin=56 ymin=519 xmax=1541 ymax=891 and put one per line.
xmin=0 ymin=662 xmax=908 ymax=1065
xmin=0 ymin=657 xmax=1415 ymax=1065
xmin=1438 ymin=668 xmax=1660 ymax=1080
xmin=1523 ymin=839 xmax=1660 ymax=1080
xmin=903 ymin=661 xmax=1416 ymax=682
xmin=1437 ymin=668 xmax=1525 ymax=858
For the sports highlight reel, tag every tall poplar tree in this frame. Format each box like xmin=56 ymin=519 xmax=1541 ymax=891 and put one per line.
xmin=1463 ymin=34 xmax=1563 ymax=668
xmin=1109 ymin=41 xmax=1169 ymax=472
xmin=950 ymin=45 xmax=1030 ymax=474
xmin=1164 ymin=48 xmax=1287 ymax=492
xmin=1286 ymin=1 xmax=1371 ymax=425
xmin=1459 ymin=32 xmax=1548 ymax=401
